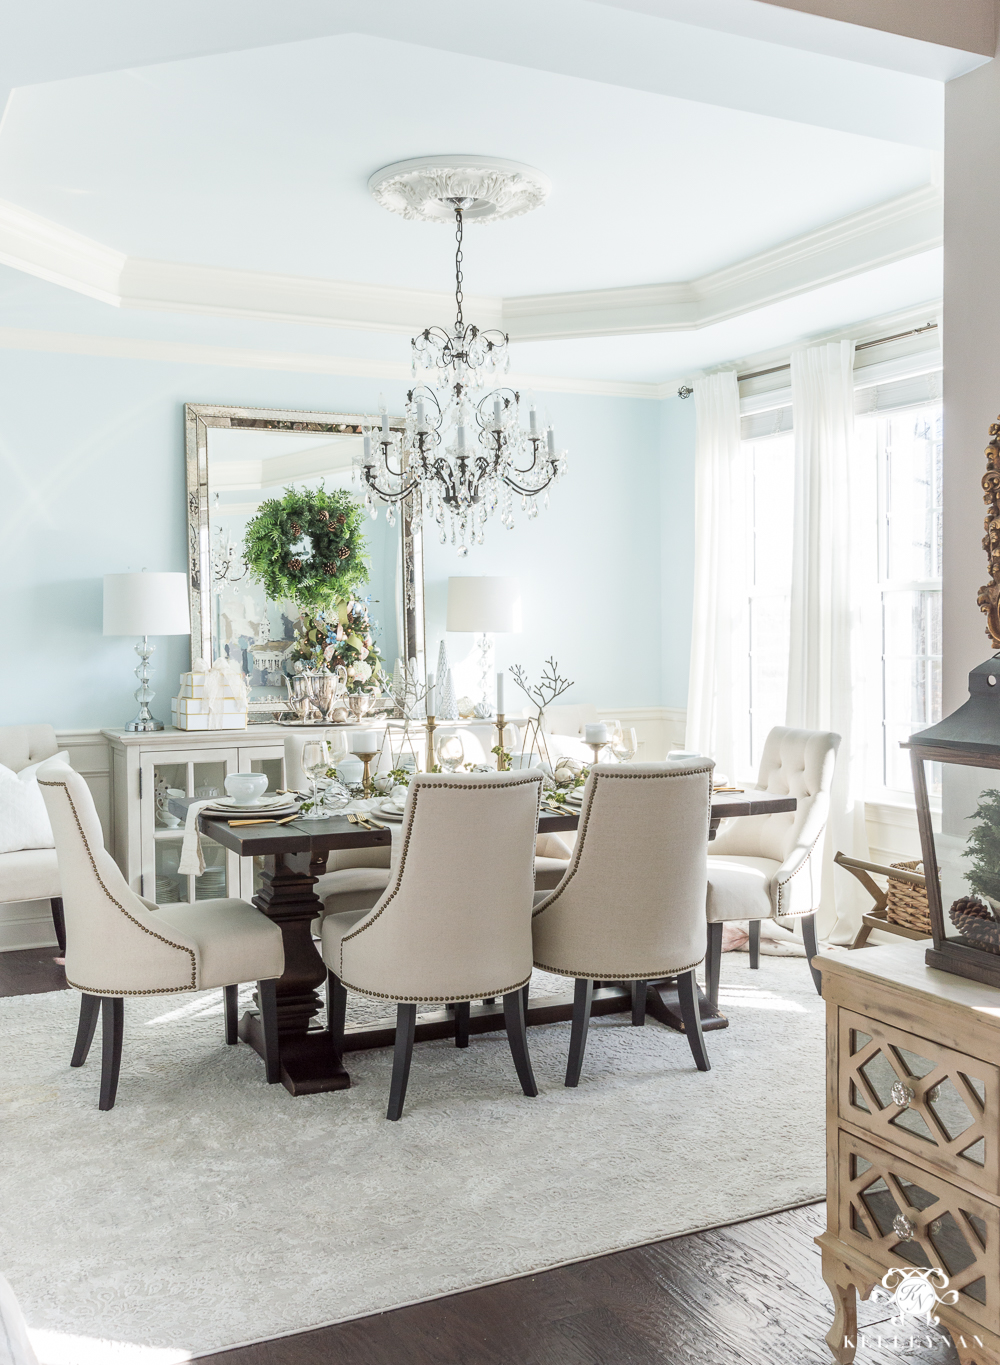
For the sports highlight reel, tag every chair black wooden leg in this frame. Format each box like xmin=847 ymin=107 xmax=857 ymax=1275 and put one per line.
xmin=50 ymin=897 xmax=66 ymax=955
xmin=387 ymin=1003 xmax=417 ymax=1121
xmin=801 ymin=912 xmax=822 ymax=996
xmin=71 ymin=993 xmax=100 ymax=1067
xmin=223 ymin=984 xmax=238 ymax=1044
xmin=98 ymin=997 xmax=124 ymax=1110
xmin=326 ymin=971 xmax=347 ymax=1050
xmin=631 ymin=980 xmax=647 ymax=1026
xmin=258 ymin=978 xmax=280 ymax=1083
xmin=705 ymin=922 xmax=723 ymax=1009
xmin=677 ymin=969 xmax=711 ymax=1072
xmin=522 ymin=982 xmax=530 ymax=1013
xmin=749 ymin=918 xmax=761 ymax=969
xmin=565 ymin=977 xmax=594 ymax=1088
xmin=502 ymin=990 xmax=538 ymax=1098
xmin=455 ymin=1000 xmax=470 ymax=1048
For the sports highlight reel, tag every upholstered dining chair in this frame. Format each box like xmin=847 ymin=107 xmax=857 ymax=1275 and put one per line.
xmin=0 ymin=724 xmax=65 ymax=952
xmin=37 ymin=759 xmax=285 ymax=1110
xmin=322 ymin=769 xmax=544 ymax=1120
xmin=531 ymin=760 xmax=714 ymax=1086
xmin=704 ymin=726 xmax=840 ymax=1003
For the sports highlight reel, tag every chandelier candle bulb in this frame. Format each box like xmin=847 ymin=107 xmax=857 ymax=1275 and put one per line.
xmin=529 ymin=407 xmax=538 ymax=434
xmin=547 ymin=428 xmax=556 ymax=455
xmin=363 ymin=434 xmax=372 ymax=462
xmin=416 ymin=398 xmax=425 ymax=428
xmin=381 ymin=414 xmax=389 ymax=438
xmin=457 ymin=425 xmax=466 ymax=452
xmin=494 ymin=398 xmax=503 ymax=428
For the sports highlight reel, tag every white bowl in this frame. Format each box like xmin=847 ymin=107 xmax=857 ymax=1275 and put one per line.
xmin=224 ymin=772 xmax=269 ymax=806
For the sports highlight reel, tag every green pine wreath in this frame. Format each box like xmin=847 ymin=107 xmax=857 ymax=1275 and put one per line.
xmin=243 ymin=484 xmax=369 ymax=609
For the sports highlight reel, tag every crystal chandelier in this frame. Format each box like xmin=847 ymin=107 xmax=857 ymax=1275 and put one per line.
xmin=360 ymin=159 xmax=567 ymax=556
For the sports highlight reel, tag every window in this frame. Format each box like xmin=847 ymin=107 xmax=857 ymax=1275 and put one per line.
xmin=860 ymin=403 xmax=943 ymax=796
xmin=737 ymin=383 xmax=942 ymax=798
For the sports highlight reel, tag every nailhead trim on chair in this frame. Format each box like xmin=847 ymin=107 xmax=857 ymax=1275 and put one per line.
xmin=338 ymin=973 xmax=533 ymax=1005
xmin=339 ymin=773 xmax=545 ymax=989
xmin=773 ymin=827 xmax=825 ymax=917
xmin=39 ymin=779 xmax=198 ymax=993
xmin=531 ymin=957 xmax=704 ymax=980
xmin=531 ymin=764 xmax=714 ymax=921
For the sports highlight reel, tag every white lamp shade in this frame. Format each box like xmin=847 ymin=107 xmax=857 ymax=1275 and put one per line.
xmin=103 ymin=572 xmax=191 ymax=636
xmin=446 ymin=576 xmax=522 ymax=634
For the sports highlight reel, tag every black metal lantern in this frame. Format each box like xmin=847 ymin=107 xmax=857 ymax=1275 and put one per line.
xmin=905 ymin=655 xmax=1000 ymax=986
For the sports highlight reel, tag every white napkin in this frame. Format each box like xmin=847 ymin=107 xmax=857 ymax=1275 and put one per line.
xmin=178 ymin=799 xmax=217 ymax=877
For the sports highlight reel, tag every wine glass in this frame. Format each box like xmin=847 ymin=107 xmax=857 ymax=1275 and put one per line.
xmin=300 ymin=739 xmax=331 ymax=819
xmin=611 ymin=727 xmax=638 ymax=763
xmin=435 ymin=732 xmax=465 ymax=773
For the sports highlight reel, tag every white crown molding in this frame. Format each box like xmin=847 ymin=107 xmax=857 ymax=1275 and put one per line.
xmin=0 ymin=198 xmax=125 ymax=305
xmin=0 ymin=326 xmax=658 ymax=399
xmin=119 ymin=258 xmax=503 ymax=334
xmin=502 ymin=185 xmax=942 ymax=340
xmin=0 ymin=187 xmax=940 ymax=345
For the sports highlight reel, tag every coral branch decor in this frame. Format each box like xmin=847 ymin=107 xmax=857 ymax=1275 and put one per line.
xmin=978 ymin=417 xmax=1000 ymax=646
xmin=509 ymin=657 xmax=575 ymax=769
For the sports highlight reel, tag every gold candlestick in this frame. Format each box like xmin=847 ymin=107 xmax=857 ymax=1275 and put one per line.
xmin=357 ymin=751 xmax=377 ymax=798
xmin=494 ymin=712 xmax=508 ymax=771
xmin=425 ymin=715 xmax=437 ymax=772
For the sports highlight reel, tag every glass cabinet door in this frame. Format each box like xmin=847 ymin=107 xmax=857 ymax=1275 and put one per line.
xmin=140 ymin=748 xmax=240 ymax=904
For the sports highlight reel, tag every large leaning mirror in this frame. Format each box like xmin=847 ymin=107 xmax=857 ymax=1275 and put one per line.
xmin=184 ymin=403 xmax=424 ymax=720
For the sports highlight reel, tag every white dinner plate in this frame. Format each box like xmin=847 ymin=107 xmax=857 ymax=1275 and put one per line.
xmin=377 ymin=803 xmax=405 ymax=820
xmin=209 ymin=795 xmax=299 ymax=812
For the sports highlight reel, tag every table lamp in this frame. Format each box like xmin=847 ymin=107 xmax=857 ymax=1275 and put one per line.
xmin=446 ymin=576 xmax=521 ymax=717
xmin=103 ymin=572 xmax=191 ymax=731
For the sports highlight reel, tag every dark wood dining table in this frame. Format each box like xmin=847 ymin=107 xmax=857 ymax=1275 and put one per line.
xmin=172 ymin=788 xmax=796 ymax=1096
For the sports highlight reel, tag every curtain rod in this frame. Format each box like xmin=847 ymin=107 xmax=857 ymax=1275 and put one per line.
xmin=676 ymin=321 xmax=938 ymax=399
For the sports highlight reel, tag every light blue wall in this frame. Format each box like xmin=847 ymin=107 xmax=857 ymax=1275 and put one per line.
xmin=659 ymin=394 xmax=696 ymax=710
xmin=0 ymin=342 xmax=691 ymax=729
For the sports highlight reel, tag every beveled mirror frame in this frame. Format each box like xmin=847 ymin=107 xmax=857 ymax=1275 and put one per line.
xmin=183 ymin=402 xmax=424 ymax=681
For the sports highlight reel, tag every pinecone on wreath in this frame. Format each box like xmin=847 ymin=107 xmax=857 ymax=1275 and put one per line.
xmin=316 ymin=509 xmax=330 ymax=523
xmin=338 ymin=545 xmax=350 ymax=559
xmin=290 ymin=521 xmax=302 ymax=537
xmin=323 ymin=562 xmax=336 ymax=576
xmin=288 ymin=557 xmax=303 ymax=572
xmin=336 ymin=513 xmax=347 ymax=526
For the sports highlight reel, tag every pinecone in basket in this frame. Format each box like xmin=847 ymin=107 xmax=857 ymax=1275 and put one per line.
xmin=287 ymin=557 xmax=302 ymax=572
xmin=949 ymin=896 xmax=1000 ymax=955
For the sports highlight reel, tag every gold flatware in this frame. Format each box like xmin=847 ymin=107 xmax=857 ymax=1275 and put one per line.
xmin=347 ymin=812 xmax=373 ymax=830
xmin=229 ymin=813 xmax=300 ymax=827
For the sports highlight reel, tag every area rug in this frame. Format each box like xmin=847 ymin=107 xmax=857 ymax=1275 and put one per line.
xmin=0 ymin=955 xmax=827 ymax=1364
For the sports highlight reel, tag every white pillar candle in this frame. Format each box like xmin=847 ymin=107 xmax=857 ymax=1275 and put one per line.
xmin=350 ymin=730 xmax=378 ymax=753
xmin=585 ymin=723 xmax=608 ymax=743
xmin=426 ymin=672 xmax=435 ymax=717
xmin=496 ymin=670 xmax=504 ymax=713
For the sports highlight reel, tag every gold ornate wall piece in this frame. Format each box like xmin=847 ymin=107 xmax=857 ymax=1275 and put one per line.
xmin=978 ymin=417 xmax=1000 ymax=647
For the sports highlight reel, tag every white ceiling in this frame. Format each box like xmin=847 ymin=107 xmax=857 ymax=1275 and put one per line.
xmin=0 ymin=0 xmax=965 ymax=385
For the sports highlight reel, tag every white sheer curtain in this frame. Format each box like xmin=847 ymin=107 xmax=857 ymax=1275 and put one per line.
xmin=685 ymin=370 xmax=746 ymax=782
xmin=787 ymin=340 xmax=872 ymax=943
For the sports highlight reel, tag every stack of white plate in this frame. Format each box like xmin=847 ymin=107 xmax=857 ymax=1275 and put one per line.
xmin=155 ymin=874 xmax=182 ymax=903
xmin=195 ymin=868 xmax=228 ymax=900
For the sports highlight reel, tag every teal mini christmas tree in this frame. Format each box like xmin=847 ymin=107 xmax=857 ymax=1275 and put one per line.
xmin=965 ymin=789 xmax=1000 ymax=904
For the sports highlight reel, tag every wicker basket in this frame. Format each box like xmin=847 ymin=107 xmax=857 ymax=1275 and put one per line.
xmin=886 ymin=860 xmax=932 ymax=936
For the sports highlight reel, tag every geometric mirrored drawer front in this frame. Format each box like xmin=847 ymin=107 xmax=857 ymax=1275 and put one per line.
xmin=839 ymin=1009 xmax=998 ymax=1195
xmin=839 ymin=1131 xmax=998 ymax=1335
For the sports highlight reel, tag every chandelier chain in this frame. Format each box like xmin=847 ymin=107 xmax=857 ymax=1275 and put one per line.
xmin=454 ymin=206 xmax=464 ymax=331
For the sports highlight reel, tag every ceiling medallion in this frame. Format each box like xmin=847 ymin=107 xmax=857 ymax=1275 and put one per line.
xmin=367 ymin=155 xmax=551 ymax=224
xmin=359 ymin=157 xmax=565 ymax=555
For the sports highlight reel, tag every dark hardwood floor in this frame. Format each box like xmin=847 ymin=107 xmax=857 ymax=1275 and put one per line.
xmin=2 ymin=951 xmax=960 ymax=1365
